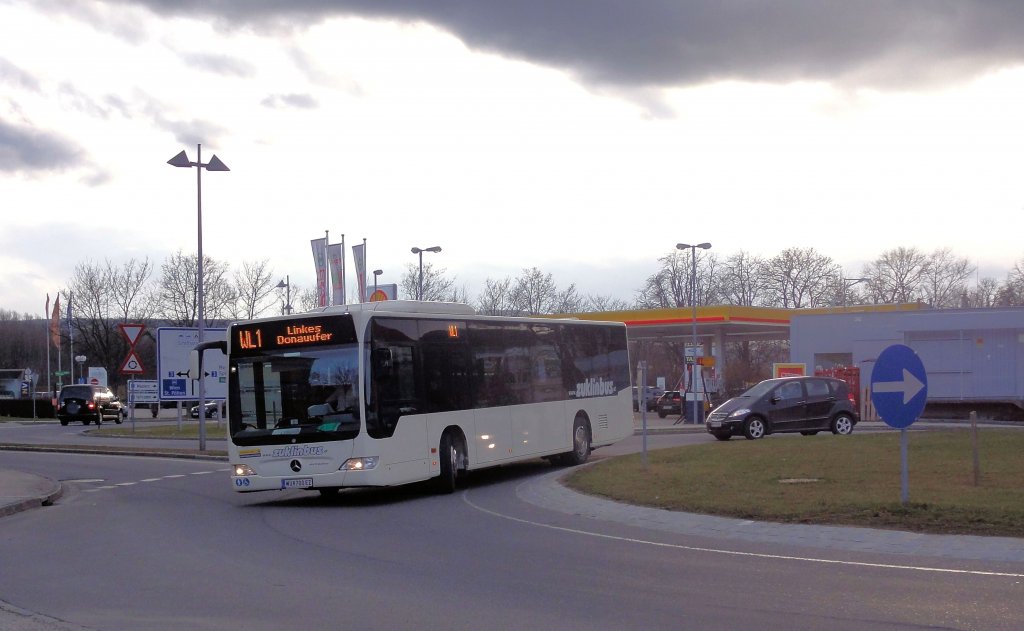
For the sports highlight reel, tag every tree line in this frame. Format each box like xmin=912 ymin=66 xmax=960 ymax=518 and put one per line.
xmin=2 ymin=245 xmax=1023 ymax=395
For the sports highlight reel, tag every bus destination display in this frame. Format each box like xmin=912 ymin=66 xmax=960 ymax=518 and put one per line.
xmin=232 ymin=315 xmax=357 ymax=355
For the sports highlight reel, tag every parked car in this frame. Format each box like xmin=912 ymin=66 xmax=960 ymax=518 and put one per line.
xmin=705 ymin=376 xmax=858 ymax=441
xmin=56 ymin=384 xmax=124 ymax=426
xmin=190 ymin=401 xmax=226 ymax=419
xmin=655 ymin=390 xmax=682 ymax=418
xmin=632 ymin=386 xmax=664 ymax=412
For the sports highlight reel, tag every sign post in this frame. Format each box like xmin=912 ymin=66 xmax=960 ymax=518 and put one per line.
xmin=637 ymin=361 xmax=648 ymax=466
xmin=870 ymin=344 xmax=928 ymax=505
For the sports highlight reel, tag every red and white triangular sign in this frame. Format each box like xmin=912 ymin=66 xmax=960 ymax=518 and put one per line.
xmin=120 ymin=351 xmax=145 ymax=374
xmin=118 ymin=323 xmax=145 ymax=347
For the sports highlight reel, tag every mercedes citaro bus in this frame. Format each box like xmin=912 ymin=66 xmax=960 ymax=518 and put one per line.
xmin=192 ymin=301 xmax=633 ymax=495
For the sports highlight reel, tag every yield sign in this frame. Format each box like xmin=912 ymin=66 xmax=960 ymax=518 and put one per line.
xmin=120 ymin=351 xmax=145 ymax=374
xmin=119 ymin=323 xmax=145 ymax=346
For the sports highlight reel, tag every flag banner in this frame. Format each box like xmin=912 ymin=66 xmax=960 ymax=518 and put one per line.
xmin=310 ymin=237 xmax=328 ymax=307
xmin=50 ymin=295 xmax=61 ymax=349
xmin=328 ymin=243 xmax=345 ymax=306
xmin=67 ymin=293 xmax=72 ymax=324
xmin=352 ymin=243 xmax=367 ymax=303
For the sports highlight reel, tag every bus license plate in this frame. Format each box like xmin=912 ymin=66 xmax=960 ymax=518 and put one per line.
xmin=282 ymin=478 xmax=313 ymax=489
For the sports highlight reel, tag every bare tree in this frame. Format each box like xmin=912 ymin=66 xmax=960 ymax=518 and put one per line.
xmin=157 ymin=250 xmax=234 ymax=326
xmin=512 ymin=267 xmax=560 ymax=315
xmin=762 ymin=247 xmax=839 ymax=308
xmin=585 ymin=294 xmax=632 ymax=312
xmin=961 ymin=277 xmax=1001 ymax=308
xmin=862 ymin=246 xmax=929 ymax=304
xmin=999 ymin=258 xmax=1024 ymax=306
xmin=232 ymin=259 xmax=277 ymax=320
xmin=400 ymin=262 xmax=458 ymax=302
xmin=476 ymin=277 xmax=517 ymax=315
xmin=636 ymin=249 xmax=717 ymax=308
xmin=718 ymin=251 xmax=766 ymax=306
xmin=916 ymin=248 xmax=975 ymax=308
xmin=64 ymin=258 xmax=156 ymax=386
xmin=296 ymin=287 xmax=320 ymax=312
xmin=550 ymin=284 xmax=587 ymax=315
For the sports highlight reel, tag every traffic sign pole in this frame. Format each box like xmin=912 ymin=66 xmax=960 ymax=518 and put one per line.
xmin=900 ymin=429 xmax=909 ymax=504
xmin=870 ymin=344 xmax=928 ymax=506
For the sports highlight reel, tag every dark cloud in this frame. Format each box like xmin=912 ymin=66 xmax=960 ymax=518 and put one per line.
xmin=261 ymin=93 xmax=318 ymax=109
xmin=0 ymin=118 xmax=86 ymax=174
xmin=0 ymin=58 xmax=41 ymax=92
xmin=109 ymin=0 xmax=1024 ymax=89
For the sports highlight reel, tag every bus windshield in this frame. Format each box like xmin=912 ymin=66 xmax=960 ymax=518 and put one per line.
xmin=229 ymin=345 xmax=360 ymax=446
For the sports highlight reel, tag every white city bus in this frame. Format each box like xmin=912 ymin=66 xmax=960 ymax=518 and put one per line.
xmin=196 ymin=301 xmax=633 ymax=495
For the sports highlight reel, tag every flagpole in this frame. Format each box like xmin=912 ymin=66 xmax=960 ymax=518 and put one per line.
xmin=341 ymin=234 xmax=346 ymax=305
xmin=45 ymin=295 xmax=51 ymax=401
xmin=68 ymin=292 xmax=74 ymax=384
xmin=324 ymin=229 xmax=331 ymax=306
xmin=362 ymin=238 xmax=367 ymax=303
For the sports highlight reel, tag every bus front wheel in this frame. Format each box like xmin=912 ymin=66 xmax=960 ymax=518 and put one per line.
xmin=561 ymin=416 xmax=591 ymax=466
xmin=436 ymin=431 xmax=463 ymax=494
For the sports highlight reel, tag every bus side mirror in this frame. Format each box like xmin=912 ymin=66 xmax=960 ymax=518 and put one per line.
xmin=373 ymin=348 xmax=392 ymax=375
xmin=191 ymin=340 xmax=228 ymax=380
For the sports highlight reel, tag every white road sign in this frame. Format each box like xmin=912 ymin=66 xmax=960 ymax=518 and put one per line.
xmin=128 ymin=379 xmax=159 ymax=403
xmin=156 ymin=327 xmax=227 ymax=401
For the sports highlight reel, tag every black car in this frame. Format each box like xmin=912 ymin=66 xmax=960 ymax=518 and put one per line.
xmin=56 ymin=384 xmax=124 ymax=426
xmin=190 ymin=401 xmax=226 ymax=419
xmin=655 ymin=390 xmax=682 ymax=418
xmin=705 ymin=376 xmax=858 ymax=441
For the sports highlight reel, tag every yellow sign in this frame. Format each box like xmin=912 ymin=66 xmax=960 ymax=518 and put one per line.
xmin=369 ymin=289 xmax=388 ymax=302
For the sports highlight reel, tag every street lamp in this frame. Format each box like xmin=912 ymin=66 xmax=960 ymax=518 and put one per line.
xmin=410 ymin=246 xmax=441 ymax=300
xmin=74 ymin=355 xmax=86 ymax=384
xmin=276 ymin=276 xmax=292 ymax=314
xmin=167 ymin=144 xmax=229 ymax=451
xmin=676 ymin=242 xmax=712 ymax=424
xmin=841 ymin=277 xmax=869 ymax=308
xmin=372 ymin=269 xmax=383 ymax=299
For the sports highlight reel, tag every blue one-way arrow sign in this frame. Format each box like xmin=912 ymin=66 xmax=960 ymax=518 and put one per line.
xmin=870 ymin=344 xmax=928 ymax=429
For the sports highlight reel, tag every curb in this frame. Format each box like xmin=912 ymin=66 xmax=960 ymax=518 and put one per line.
xmin=0 ymin=477 xmax=63 ymax=519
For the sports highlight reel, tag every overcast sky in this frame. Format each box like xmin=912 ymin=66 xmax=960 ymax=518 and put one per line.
xmin=4 ymin=0 xmax=1024 ymax=316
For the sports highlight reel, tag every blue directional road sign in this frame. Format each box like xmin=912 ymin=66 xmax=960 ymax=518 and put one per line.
xmin=870 ymin=344 xmax=928 ymax=429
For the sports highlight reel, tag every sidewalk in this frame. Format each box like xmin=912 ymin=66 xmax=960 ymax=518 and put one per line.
xmin=0 ymin=468 xmax=62 ymax=518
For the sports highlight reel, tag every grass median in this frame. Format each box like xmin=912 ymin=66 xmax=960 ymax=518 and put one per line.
xmin=566 ymin=429 xmax=1024 ymax=538
xmin=91 ymin=421 xmax=225 ymax=440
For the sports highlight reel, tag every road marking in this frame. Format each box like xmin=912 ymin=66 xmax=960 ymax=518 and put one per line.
xmin=74 ymin=470 xmax=226 ymax=492
xmin=461 ymin=491 xmax=1024 ymax=579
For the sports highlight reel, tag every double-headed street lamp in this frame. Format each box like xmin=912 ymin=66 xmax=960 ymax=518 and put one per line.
xmin=167 ymin=144 xmax=229 ymax=451
xmin=676 ymin=242 xmax=712 ymax=424
xmin=276 ymin=276 xmax=292 ymax=314
xmin=410 ymin=246 xmax=441 ymax=300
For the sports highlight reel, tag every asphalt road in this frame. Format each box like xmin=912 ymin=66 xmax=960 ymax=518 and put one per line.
xmin=1 ymin=424 xmax=1022 ymax=630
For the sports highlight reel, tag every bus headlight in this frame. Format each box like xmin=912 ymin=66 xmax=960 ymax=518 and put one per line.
xmin=234 ymin=464 xmax=256 ymax=476
xmin=340 ymin=457 xmax=379 ymax=471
